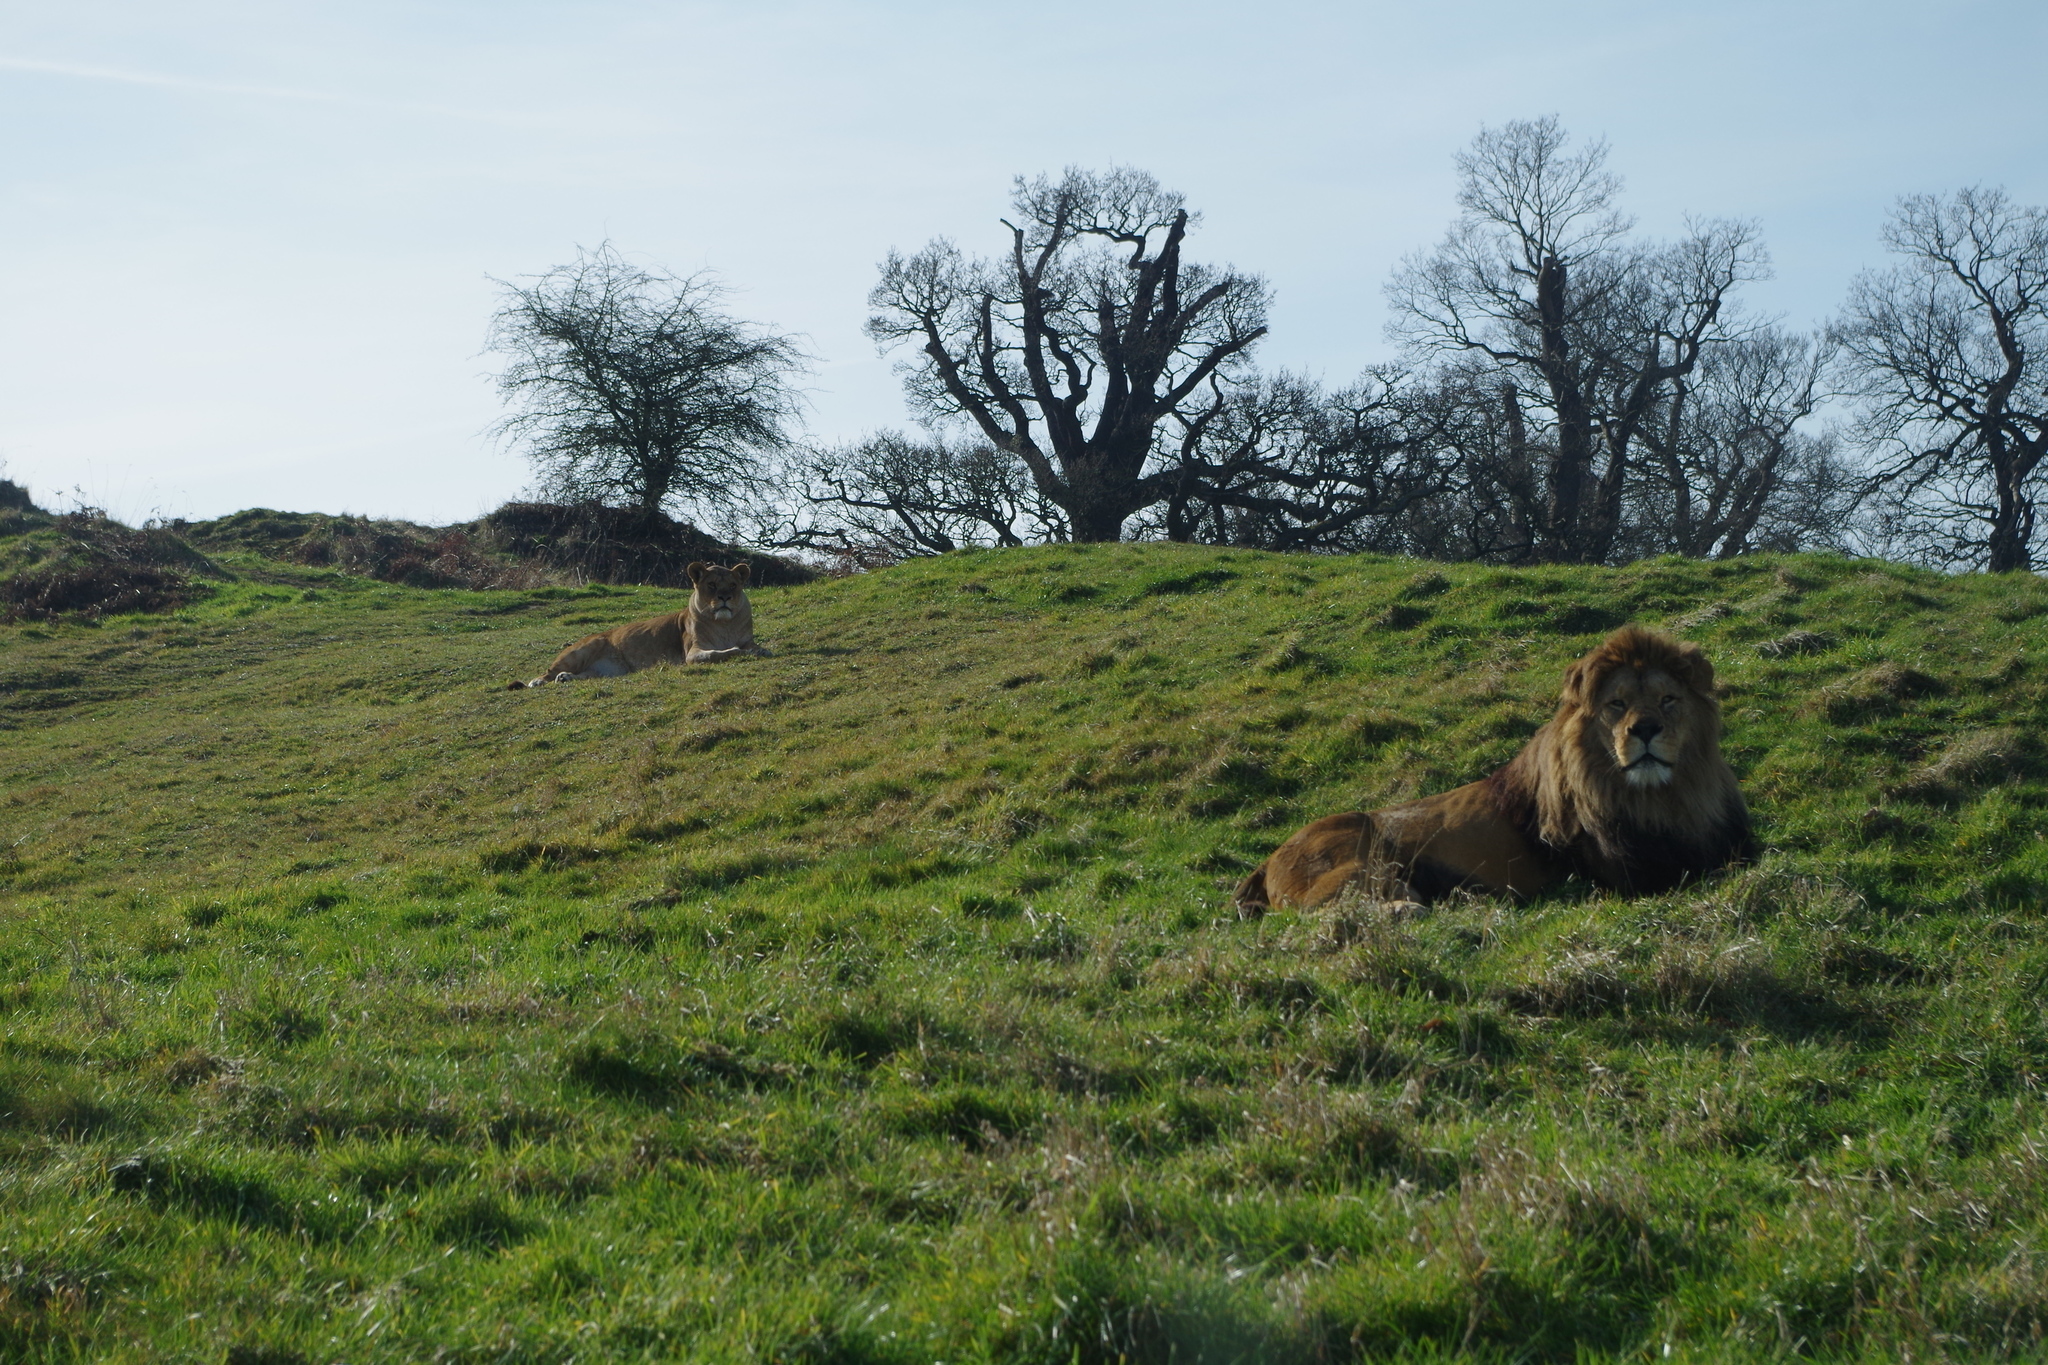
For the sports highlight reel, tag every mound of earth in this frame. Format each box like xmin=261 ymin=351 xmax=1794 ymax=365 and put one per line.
xmin=0 ymin=507 xmax=219 ymax=622
xmin=2 ymin=498 xmax=814 ymax=620
xmin=0 ymin=479 xmax=53 ymax=540
xmin=471 ymin=502 xmax=815 ymax=587
xmin=180 ymin=503 xmax=813 ymax=590
xmin=179 ymin=509 xmax=547 ymax=590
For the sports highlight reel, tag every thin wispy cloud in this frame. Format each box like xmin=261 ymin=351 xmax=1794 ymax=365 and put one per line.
xmin=0 ymin=54 xmax=571 ymax=130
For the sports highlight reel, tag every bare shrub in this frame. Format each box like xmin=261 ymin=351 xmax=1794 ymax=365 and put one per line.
xmin=2 ymin=511 xmax=220 ymax=622
xmin=1 ymin=562 xmax=204 ymax=622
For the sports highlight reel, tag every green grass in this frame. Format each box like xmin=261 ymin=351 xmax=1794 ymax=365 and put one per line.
xmin=4 ymin=544 xmax=2048 ymax=1362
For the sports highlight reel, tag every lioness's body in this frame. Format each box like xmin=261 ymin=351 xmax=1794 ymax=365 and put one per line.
xmin=677 ymin=563 xmax=764 ymax=664
xmin=1236 ymin=627 xmax=1755 ymax=912
xmin=514 ymin=562 xmax=764 ymax=688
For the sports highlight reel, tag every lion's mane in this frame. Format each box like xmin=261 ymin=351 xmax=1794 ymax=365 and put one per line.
xmin=1499 ymin=625 xmax=1754 ymax=894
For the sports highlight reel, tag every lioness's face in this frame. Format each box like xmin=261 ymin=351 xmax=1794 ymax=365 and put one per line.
xmin=688 ymin=563 xmax=750 ymax=621
xmin=1587 ymin=664 xmax=1697 ymax=788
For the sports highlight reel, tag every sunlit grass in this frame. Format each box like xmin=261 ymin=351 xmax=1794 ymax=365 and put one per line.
xmin=3 ymin=545 xmax=2048 ymax=1360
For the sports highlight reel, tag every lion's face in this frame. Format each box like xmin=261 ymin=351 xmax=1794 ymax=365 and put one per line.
xmin=687 ymin=562 xmax=751 ymax=621
xmin=1585 ymin=664 xmax=1698 ymax=787
xmin=1564 ymin=630 xmax=1720 ymax=792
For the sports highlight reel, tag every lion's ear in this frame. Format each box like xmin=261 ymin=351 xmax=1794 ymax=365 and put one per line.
xmin=1672 ymin=641 xmax=1716 ymax=695
xmin=732 ymin=562 xmax=751 ymax=584
xmin=1560 ymin=657 xmax=1596 ymax=707
xmin=687 ymin=561 xmax=708 ymax=584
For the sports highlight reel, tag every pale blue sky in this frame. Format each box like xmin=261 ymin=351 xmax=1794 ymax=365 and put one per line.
xmin=3 ymin=0 xmax=2042 ymax=524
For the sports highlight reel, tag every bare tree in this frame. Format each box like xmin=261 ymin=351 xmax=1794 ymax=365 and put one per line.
xmin=867 ymin=167 xmax=1270 ymax=542
xmin=1375 ymin=367 xmax=1563 ymax=562
xmin=767 ymin=431 xmax=1066 ymax=559
xmin=1628 ymin=329 xmax=1857 ymax=559
xmin=1138 ymin=369 xmax=1457 ymax=551
xmin=1334 ymin=340 xmax=1854 ymax=565
xmin=1833 ymin=187 xmax=2048 ymax=572
xmin=1388 ymin=116 xmax=1767 ymax=563
xmin=488 ymin=244 xmax=807 ymax=520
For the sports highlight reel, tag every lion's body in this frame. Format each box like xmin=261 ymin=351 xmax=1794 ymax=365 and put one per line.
xmin=1235 ymin=627 xmax=1755 ymax=913
xmin=513 ymin=562 xmax=765 ymax=688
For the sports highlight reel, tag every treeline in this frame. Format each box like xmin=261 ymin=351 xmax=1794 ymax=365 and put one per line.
xmin=486 ymin=118 xmax=2048 ymax=573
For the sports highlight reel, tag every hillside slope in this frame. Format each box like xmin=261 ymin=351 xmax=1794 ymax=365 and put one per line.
xmin=3 ymin=545 xmax=2048 ymax=1362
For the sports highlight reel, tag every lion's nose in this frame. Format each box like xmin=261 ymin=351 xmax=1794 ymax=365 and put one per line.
xmin=1630 ymin=718 xmax=1663 ymax=742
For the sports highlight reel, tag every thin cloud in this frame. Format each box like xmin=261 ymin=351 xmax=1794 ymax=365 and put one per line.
xmin=0 ymin=54 xmax=572 ymax=129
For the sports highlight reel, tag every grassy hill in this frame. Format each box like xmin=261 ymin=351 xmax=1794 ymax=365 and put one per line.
xmin=3 ymin=544 xmax=2048 ymax=1362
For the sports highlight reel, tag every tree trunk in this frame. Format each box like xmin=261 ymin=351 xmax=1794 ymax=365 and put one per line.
xmin=1066 ymin=467 xmax=1133 ymax=542
xmin=1056 ymin=442 xmax=1154 ymax=542
xmin=1499 ymin=383 xmax=1536 ymax=558
xmin=1987 ymin=443 xmax=2033 ymax=573
xmin=1534 ymin=255 xmax=1595 ymax=561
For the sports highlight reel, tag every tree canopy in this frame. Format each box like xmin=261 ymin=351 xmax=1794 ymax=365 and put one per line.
xmin=488 ymin=244 xmax=806 ymax=521
xmin=867 ymin=167 xmax=1270 ymax=542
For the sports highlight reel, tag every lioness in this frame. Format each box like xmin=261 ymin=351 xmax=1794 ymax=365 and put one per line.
xmin=512 ymin=561 xmax=765 ymax=688
xmin=1235 ymin=626 xmax=1755 ymax=911
xmin=677 ymin=561 xmax=766 ymax=664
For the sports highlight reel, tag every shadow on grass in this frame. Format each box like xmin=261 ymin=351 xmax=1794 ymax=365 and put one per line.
xmin=564 ymin=1032 xmax=794 ymax=1104
xmin=813 ymin=1004 xmax=954 ymax=1068
xmin=108 ymin=1152 xmax=294 ymax=1233
xmin=0 ymin=1068 xmax=123 ymax=1140
xmin=1019 ymin=1245 xmax=1299 ymax=1365
xmin=425 ymin=1191 xmax=531 ymax=1251
xmin=202 ymin=1075 xmax=557 ymax=1149
xmin=885 ymin=1087 xmax=1034 ymax=1153
xmin=0 ymin=1250 xmax=108 ymax=1358
xmin=1492 ymin=944 xmax=1890 ymax=1044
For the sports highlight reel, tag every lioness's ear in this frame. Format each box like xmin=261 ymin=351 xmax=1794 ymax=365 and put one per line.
xmin=732 ymin=562 xmax=751 ymax=584
xmin=687 ymin=561 xmax=708 ymax=584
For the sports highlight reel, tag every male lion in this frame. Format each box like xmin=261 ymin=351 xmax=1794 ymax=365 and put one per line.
xmin=512 ymin=561 xmax=766 ymax=688
xmin=1235 ymin=626 xmax=1755 ymax=912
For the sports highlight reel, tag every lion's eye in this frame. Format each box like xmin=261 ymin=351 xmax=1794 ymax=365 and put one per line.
xmin=1604 ymin=699 xmax=1625 ymax=714
xmin=1661 ymin=695 xmax=1678 ymax=711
